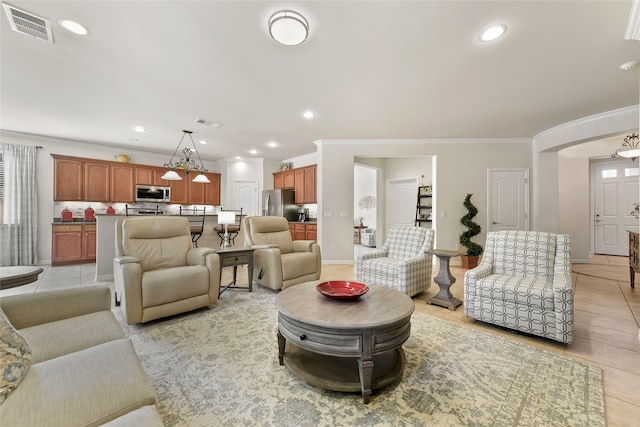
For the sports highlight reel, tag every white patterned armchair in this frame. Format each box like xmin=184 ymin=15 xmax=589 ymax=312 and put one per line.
xmin=356 ymin=225 xmax=434 ymax=297
xmin=463 ymin=231 xmax=573 ymax=343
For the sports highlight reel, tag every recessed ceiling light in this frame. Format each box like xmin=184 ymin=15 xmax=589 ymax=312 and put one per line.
xmin=249 ymin=149 xmax=258 ymax=155
xmin=479 ymin=24 xmax=507 ymax=42
xmin=199 ymin=140 xmax=208 ymax=145
xmin=620 ymin=60 xmax=640 ymax=71
xmin=268 ymin=141 xmax=279 ymax=148
xmin=235 ymin=156 xmax=242 ymax=160
xmin=303 ymin=111 xmax=315 ymax=119
xmin=58 ymin=18 xmax=89 ymax=36
xmin=133 ymin=126 xmax=147 ymax=133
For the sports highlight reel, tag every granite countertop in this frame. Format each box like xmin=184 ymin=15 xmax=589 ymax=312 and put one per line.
xmin=52 ymin=219 xmax=96 ymax=224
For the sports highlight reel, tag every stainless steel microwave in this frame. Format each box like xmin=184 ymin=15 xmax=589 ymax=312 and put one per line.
xmin=135 ymin=185 xmax=171 ymax=203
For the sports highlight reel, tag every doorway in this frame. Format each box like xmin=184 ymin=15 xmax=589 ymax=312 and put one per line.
xmin=593 ymin=160 xmax=639 ymax=256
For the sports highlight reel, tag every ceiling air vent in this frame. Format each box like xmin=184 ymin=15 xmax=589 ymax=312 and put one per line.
xmin=2 ymin=3 xmax=53 ymax=43
xmin=194 ymin=118 xmax=223 ymax=128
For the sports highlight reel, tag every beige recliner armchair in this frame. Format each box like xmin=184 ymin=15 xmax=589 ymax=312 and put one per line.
xmin=243 ymin=216 xmax=321 ymax=290
xmin=114 ymin=216 xmax=220 ymax=324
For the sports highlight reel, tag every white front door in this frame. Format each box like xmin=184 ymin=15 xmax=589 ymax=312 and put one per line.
xmin=233 ymin=180 xmax=258 ymax=216
xmin=487 ymin=168 xmax=529 ymax=232
xmin=387 ymin=178 xmax=418 ymax=228
xmin=594 ymin=161 xmax=639 ymax=255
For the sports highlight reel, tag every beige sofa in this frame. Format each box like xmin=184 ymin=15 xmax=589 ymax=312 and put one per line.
xmin=114 ymin=216 xmax=220 ymax=324
xmin=0 ymin=286 xmax=163 ymax=426
xmin=243 ymin=216 xmax=321 ymax=290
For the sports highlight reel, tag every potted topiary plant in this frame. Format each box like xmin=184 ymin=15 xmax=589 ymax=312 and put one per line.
xmin=459 ymin=193 xmax=483 ymax=268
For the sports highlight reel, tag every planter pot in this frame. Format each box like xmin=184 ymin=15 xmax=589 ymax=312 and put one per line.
xmin=460 ymin=255 xmax=480 ymax=269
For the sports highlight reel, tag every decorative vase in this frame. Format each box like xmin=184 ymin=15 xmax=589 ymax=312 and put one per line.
xmin=114 ymin=153 xmax=130 ymax=163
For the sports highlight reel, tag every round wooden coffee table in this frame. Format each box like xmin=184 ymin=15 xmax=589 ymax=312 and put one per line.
xmin=275 ymin=281 xmax=414 ymax=403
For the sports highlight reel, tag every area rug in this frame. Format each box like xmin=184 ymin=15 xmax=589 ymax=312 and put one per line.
xmin=116 ymin=287 xmax=605 ymax=427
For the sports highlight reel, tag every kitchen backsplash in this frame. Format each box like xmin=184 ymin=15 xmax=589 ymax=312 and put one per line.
xmin=53 ymin=201 xmax=223 ymax=218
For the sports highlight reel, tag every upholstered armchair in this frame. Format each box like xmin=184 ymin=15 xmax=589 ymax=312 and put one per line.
xmin=356 ymin=225 xmax=434 ymax=297
xmin=463 ymin=231 xmax=573 ymax=343
xmin=243 ymin=216 xmax=321 ymax=290
xmin=114 ymin=216 xmax=221 ymax=324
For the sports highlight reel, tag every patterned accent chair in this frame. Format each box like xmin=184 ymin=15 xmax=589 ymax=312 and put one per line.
xmin=356 ymin=225 xmax=435 ymax=297
xmin=243 ymin=216 xmax=321 ymax=290
xmin=463 ymin=231 xmax=573 ymax=343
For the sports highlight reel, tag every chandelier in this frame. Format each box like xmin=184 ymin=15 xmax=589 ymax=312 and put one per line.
xmin=612 ymin=132 xmax=639 ymax=162
xmin=161 ymin=130 xmax=210 ymax=183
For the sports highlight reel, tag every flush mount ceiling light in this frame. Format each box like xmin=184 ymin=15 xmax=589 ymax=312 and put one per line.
xmin=162 ymin=130 xmax=211 ymax=183
xmin=612 ymin=132 xmax=639 ymax=162
xmin=133 ymin=126 xmax=147 ymax=133
xmin=620 ymin=60 xmax=640 ymax=71
xmin=303 ymin=111 xmax=315 ymax=119
xmin=58 ymin=18 xmax=89 ymax=35
xmin=479 ymin=24 xmax=507 ymax=42
xmin=269 ymin=10 xmax=308 ymax=46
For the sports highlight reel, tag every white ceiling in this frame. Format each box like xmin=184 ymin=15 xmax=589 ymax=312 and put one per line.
xmin=1 ymin=1 xmax=638 ymax=162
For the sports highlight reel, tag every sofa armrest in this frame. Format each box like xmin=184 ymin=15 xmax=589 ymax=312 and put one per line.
xmin=114 ymin=255 xmax=141 ymax=265
xmin=292 ymin=240 xmax=315 ymax=252
xmin=186 ymin=247 xmax=218 ymax=266
xmin=356 ymin=250 xmax=388 ymax=264
xmin=0 ymin=286 xmax=112 ymax=329
xmin=251 ymin=244 xmax=278 ymax=249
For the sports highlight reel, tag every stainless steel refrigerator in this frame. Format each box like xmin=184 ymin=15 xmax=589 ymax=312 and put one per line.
xmin=262 ymin=189 xmax=297 ymax=220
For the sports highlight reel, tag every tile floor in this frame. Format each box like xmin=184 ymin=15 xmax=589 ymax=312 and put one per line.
xmin=2 ymin=251 xmax=638 ymax=426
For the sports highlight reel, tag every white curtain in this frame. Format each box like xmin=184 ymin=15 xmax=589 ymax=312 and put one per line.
xmin=1 ymin=143 xmax=38 ymax=266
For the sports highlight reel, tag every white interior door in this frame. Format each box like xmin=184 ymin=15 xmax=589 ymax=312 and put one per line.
xmin=233 ymin=180 xmax=258 ymax=216
xmin=387 ymin=178 xmax=417 ymax=228
xmin=594 ymin=161 xmax=639 ymax=255
xmin=487 ymin=168 xmax=529 ymax=232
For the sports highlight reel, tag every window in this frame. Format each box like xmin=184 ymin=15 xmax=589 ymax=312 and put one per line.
xmin=624 ymin=167 xmax=639 ymax=177
xmin=601 ymin=169 xmax=617 ymax=179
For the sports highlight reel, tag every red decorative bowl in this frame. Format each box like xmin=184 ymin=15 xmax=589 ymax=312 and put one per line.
xmin=316 ymin=281 xmax=369 ymax=300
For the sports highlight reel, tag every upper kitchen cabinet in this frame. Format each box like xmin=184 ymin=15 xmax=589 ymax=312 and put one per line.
xmin=83 ymin=161 xmax=110 ymax=202
xmin=135 ymin=166 xmax=170 ymax=186
xmin=169 ymin=170 xmax=189 ymax=205
xmin=110 ymin=164 xmax=135 ymax=203
xmin=204 ymin=172 xmax=221 ymax=206
xmin=273 ymin=169 xmax=295 ymax=189
xmin=53 ymin=156 xmax=84 ymax=201
xmin=294 ymin=165 xmax=317 ymax=204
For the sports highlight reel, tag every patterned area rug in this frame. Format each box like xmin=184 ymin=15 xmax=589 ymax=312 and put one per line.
xmin=116 ymin=287 xmax=605 ymax=427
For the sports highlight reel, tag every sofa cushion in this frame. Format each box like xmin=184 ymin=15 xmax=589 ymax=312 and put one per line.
xmin=475 ymin=274 xmax=555 ymax=310
xmin=19 ymin=311 xmax=125 ymax=364
xmin=281 ymin=252 xmax=317 ymax=281
xmin=100 ymin=405 xmax=164 ymax=426
xmin=1 ymin=338 xmax=157 ymax=427
xmin=142 ymin=265 xmax=209 ymax=307
xmin=0 ymin=307 xmax=32 ymax=404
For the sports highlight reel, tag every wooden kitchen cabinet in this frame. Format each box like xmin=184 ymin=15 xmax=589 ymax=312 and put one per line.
xmin=305 ymin=223 xmax=317 ymax=241
xmin=204 ymin=172 xmax=221 ymax=206
xmin=83 ymin=161 xmax=110 ymax=202
xmin=110 ymin=164 xmax=135 ymax=203
xmin=52 ymin=223 xmax=96 ymax=265
xmin=290 ymin=223 xmax=317 ymax=241
xmin=294 ymin=165 xmax=317 ymax=204
xmin=169 ymin=170 xmax=189 ymax=205
xmin=54 ymin=157 xmax=83 ymax=201
xmin=273 ymin=170 xmax=295 ymax=189
xmin=135 ymin=166 xmax=170 ymax=186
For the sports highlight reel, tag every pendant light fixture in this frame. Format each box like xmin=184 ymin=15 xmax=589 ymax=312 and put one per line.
xmin=612 ymin=132 xmax=639 ymax=162
xmin=268 ymin=10 xmax=308 ymax=46
xmin=162 ymin=130 xmax=211 ymax=182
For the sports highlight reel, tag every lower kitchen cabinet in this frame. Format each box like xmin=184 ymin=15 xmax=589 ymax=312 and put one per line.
xmin=289 ymin=223 xmax=317 ymax=241
xmin=52 ymin=223 xmax=96 ymax=265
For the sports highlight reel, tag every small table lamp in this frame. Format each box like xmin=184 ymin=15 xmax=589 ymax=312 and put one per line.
xmin=218 ymin=211 xmax=236 ymax=249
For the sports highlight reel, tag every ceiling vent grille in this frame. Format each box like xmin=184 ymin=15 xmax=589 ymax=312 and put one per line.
xmin=194 ymin=118 xmax=223 ymax=128
xmin=2 ymin=3 xmax=53 ymax=43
